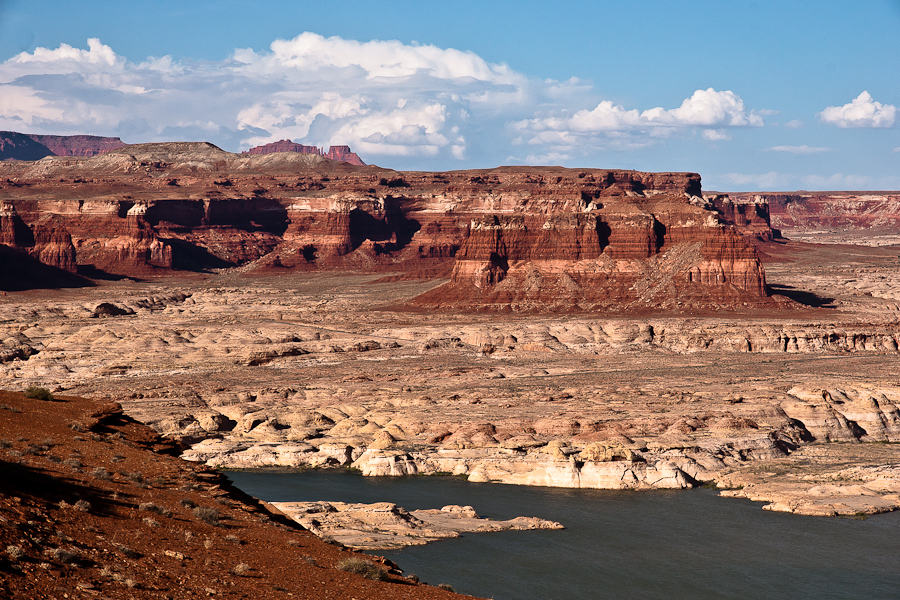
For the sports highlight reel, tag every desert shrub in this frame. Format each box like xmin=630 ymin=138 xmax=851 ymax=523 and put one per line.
xmin=437 ymin=583 xmax=456 ymax=592
xmin=0 ymin=404 xmax=22 ymax=413
xmin=180 ymin=498 xmax=197 ymax=508
xmin=73 ymin=500 xmax=91 ymax=512
xmin=225 ymin=534 xmax=241 ymax=545
xmin=63 ymin=458 xmax=82 ymax=470
xmin=24 ymin=386 xmax=53 ymax=401
xmin=336 ymin=557 xmax=387 ymax=581
xmin=110 ymin=454 xmax=125 ymax=463
xmin=232 ymin=562 xmax=251 ymax=576
xmin=0 ymin=439 xmax=10 ymax=449
xmin=6 ymin=545 xmax=24 ymax=560
xmin=58 ymin=500 xmax=72 ymax=510
xmin=91 ymin=466 xmax=111 ymax=480
xmin=127 ymin=472 xmax=144 ymax=483
xmin=193 ymin=506 xmax=220 ymax=526
xmin=49 ymin=548 xmax=78 ymax=564
xmin=142 ymin=517 xmax=161 ymax=528
xmin=68 ymin=422 xmax=86 ymax=433
xmin=139 ymin=502 xmax=171 ymax=517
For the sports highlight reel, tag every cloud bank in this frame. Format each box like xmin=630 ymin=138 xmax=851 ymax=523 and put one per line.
xmin=0 ymin=34 xmax=769 ymax=166
xmin=818 ymin=91 xmax=896 ymax=128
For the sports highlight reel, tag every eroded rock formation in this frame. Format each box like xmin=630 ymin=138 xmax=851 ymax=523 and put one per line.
xmin=244 ymin=140 xmax=366 ymax=166
xmin=0 ymin=142 xmax=774 ymax=310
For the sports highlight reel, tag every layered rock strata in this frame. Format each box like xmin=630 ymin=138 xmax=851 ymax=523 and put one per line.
xmin=1 ymin=142 xmax=772 ymax=310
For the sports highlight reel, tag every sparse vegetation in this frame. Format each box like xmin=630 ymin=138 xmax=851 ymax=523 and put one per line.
xmin=24 ymin=386 xmax=53 ymax=401
xmin=110 ymin=454 xmax=125 ymax=463
xmin=91 ymin=466 xmax=111 ymax=480
xmin=193 ymin=506 xmax=220 ymax=526
xmin=232 ymin=562 xmax=252 ymax=576
xmin=63 ymin=457 xmax=82 ymax=470
xmin=180 ymin=498 xmax=197 ymax=508
xmin=143 ymin=517 xmax=161 ymax=528
xmin=437 ymin=583 xmax=456 ymax=592
xmin=73 ymin=499 xmax=91 ymax=512
xmin=6 ymin=545 xmax=24 ymax=560
xmin=336 ymin=557 xmax=388 ymax=581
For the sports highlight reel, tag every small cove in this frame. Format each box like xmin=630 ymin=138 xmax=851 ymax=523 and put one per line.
xmin=227 ymin=470 xmax=900 ymax=600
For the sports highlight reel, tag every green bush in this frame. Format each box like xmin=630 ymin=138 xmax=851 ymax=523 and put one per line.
xmin=24 ymin=386 xmax=53 ymax=401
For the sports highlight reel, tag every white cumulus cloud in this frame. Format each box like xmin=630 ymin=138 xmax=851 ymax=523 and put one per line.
xmin=0 ymin=35 xmax=769 ymax=167
xmin=818 ymin=91 xmax=896 ymax=128
xmin=511 ymin=88 xmax=764 ymax=153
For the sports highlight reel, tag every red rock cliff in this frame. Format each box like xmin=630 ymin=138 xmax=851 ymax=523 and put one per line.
xmin=0 ymin=143 xmax=772 ymax=309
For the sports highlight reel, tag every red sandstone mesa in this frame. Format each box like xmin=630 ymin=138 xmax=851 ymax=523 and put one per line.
xmin=244 ymin=139 xmax=366 ymax=166
xmin=1 ymin=131 xmax=126 ymax=160
xmin=0 ymin=142 xmax=772 ymax=310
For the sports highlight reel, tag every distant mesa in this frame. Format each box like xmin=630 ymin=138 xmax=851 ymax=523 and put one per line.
xmin=244 ymin=139 xmax=366 ymax=166
xmin=0 ymin=131 xmax=126 ymax=160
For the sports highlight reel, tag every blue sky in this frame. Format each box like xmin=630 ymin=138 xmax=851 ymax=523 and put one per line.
xmin=0 ymin=0 xmax=898 ymax=191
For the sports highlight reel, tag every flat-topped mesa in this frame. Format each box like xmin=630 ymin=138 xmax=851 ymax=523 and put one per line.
xmin=418 ymin=189 xmax=769 ymax=311
xmin=0 ymin=149 xmax=774 ymax=308
xmin=27 ymin=134 xmax=126 ymax=157
xmin=244 ymin=140 xmax=366 ymax=166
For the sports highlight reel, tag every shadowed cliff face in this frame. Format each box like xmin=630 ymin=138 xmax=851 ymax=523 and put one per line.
xmin=0 ymin=142 xmax=771 ymax=310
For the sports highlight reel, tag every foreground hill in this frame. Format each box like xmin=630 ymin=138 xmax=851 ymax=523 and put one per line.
xmin=0 ymin=389 xmax=471 ymax=600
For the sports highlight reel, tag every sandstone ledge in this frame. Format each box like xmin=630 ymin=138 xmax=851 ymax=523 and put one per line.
xmin=271 ymin=501 xmax=563 ymax=550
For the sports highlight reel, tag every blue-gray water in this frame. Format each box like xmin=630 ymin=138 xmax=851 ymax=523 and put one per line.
xmin=226 ymin=470 xmax=900 ymax=600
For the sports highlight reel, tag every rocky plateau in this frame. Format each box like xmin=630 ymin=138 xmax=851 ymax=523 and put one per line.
xmin=1 ymin=142 xmax=900 ymax=522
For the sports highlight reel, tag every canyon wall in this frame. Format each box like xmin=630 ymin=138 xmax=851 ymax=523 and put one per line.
xmin=0 ymin=142 xmax=774 ymax=309
xmin=730 ymin=192 xmax=900 ymax=232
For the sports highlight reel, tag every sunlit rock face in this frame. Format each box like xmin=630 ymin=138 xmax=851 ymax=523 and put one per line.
xmin=1 ymin=142 xmax=770 ymax=309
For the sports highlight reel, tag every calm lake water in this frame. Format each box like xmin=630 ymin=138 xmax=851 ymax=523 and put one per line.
xmin=226 ymin=470 xmax=900 ymax=600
